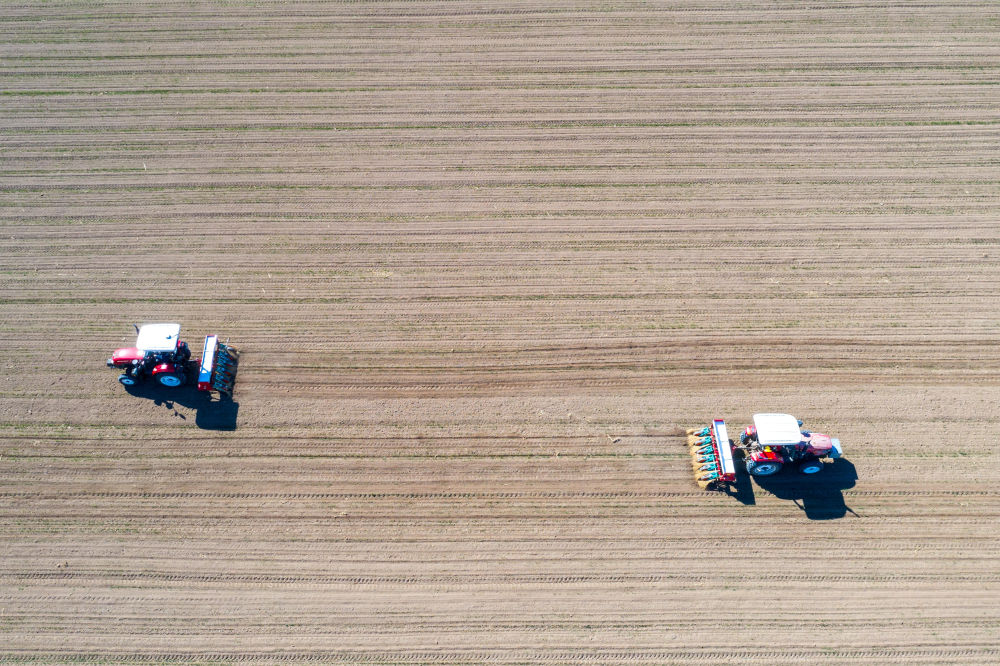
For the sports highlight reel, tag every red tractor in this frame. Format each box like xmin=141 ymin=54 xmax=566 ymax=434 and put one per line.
xmin=106 ymin=323 xmax=238 ymax=396
xmin=687 ymin=413 xmax=843 ymax=489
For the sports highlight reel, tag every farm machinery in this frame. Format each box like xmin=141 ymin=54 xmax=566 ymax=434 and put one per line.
xmin=106 ymin=323 xmax=239 ymax=396
xmin=686 ymin=413 xmax=842 ymax=489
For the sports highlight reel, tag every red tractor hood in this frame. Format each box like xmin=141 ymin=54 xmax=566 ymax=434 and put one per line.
xmin=111 ymin=347 xmax=145 ymax=365
xmin=805 ymin=433 xmax=834 ymax=455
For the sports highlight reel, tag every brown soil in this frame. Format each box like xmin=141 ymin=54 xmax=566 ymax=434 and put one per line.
xmin=2 ymin=1 xmax=999 ymax=663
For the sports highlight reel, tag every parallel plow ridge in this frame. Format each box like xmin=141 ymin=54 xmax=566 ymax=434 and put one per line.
xmin=3 ymin=1 xmax=1000 ymax=663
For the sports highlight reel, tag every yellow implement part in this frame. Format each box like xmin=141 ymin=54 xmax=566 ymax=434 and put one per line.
xmin=687 ymin=424 xmax=719 ymax=489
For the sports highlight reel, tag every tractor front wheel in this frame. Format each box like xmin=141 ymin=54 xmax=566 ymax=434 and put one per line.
xmin=156 ymin=372 xmax=185 ymax=388
xmin=118 ymin=374 xmax=137 ymax=386
xmin=798 ymin=461 xmax=824 ymax=475
xmin=746 ymin=459 xmax=782 ymax=477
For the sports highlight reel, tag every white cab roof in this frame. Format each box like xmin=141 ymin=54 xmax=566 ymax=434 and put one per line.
xmin=136 ymin=323 xmax=181 ymax=352
xmin=753 ymin=413 xmax=803 ymax=446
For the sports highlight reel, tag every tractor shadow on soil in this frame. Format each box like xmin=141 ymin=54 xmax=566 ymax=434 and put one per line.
xmin=124 ymin=383 xmax=239 ymax=431
xmin=730 ymin=458 xmax=858 ymax=520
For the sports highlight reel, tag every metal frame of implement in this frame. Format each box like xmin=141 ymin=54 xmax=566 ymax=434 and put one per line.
xmin=197 ymin=334 xmax=239 ymax=396
xmin=687 ymin=419 xmax=737 ymax=489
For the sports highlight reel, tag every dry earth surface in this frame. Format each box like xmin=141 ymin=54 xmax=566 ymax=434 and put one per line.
xmin=3 ymin=1 xmax=1000 ymax=663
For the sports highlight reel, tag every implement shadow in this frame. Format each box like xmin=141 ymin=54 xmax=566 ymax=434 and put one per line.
xmin=752 ymin=459 xmax=858 ymax=520
xmin=726 ymin=459 xmax=757 ymax=506
xmin=124 ymin=383 xmax=239 ymax=431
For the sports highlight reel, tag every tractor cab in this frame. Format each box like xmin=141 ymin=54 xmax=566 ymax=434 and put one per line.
xmin=753 ymin=413 xmax=804 ymax=448
xmin=135 ymin=322 xmax=181 ymax=355
xmin=134 ymin=323 xmax=191 ymax=364
xmin=750 ymin=413 xmax=801 ymax=457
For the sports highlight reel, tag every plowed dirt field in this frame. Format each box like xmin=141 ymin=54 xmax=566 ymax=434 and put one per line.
xmin=3 ymin=1 xmax=1000 ymax=663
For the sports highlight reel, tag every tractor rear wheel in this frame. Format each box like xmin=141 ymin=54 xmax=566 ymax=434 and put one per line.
xmin=156 ymin=372 xmax=184 ymax=388
xmin=746 ymin=459 xmax=782 ymax=477
xmin=798 ymin=461 xmax=824 ymax=474
xmin=118 ymin=374 xmax=137 ymax=386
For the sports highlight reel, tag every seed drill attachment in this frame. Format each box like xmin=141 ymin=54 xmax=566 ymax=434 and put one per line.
xmin=686 ymin=419 xmax=737 ymax=489
xmin=197 ymin=335 xmax=239 ymax=396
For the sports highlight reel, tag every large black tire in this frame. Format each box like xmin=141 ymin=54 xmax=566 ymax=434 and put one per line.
xmin=156 ymin=372 xmax=185 ymax=388
xmin=746 ymin=459 xmax=782 ymax=477
xmin=798 ymin=460 xmax=824 ymax=475
xmin=118 ymin=374 xmax=138 ymax=386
